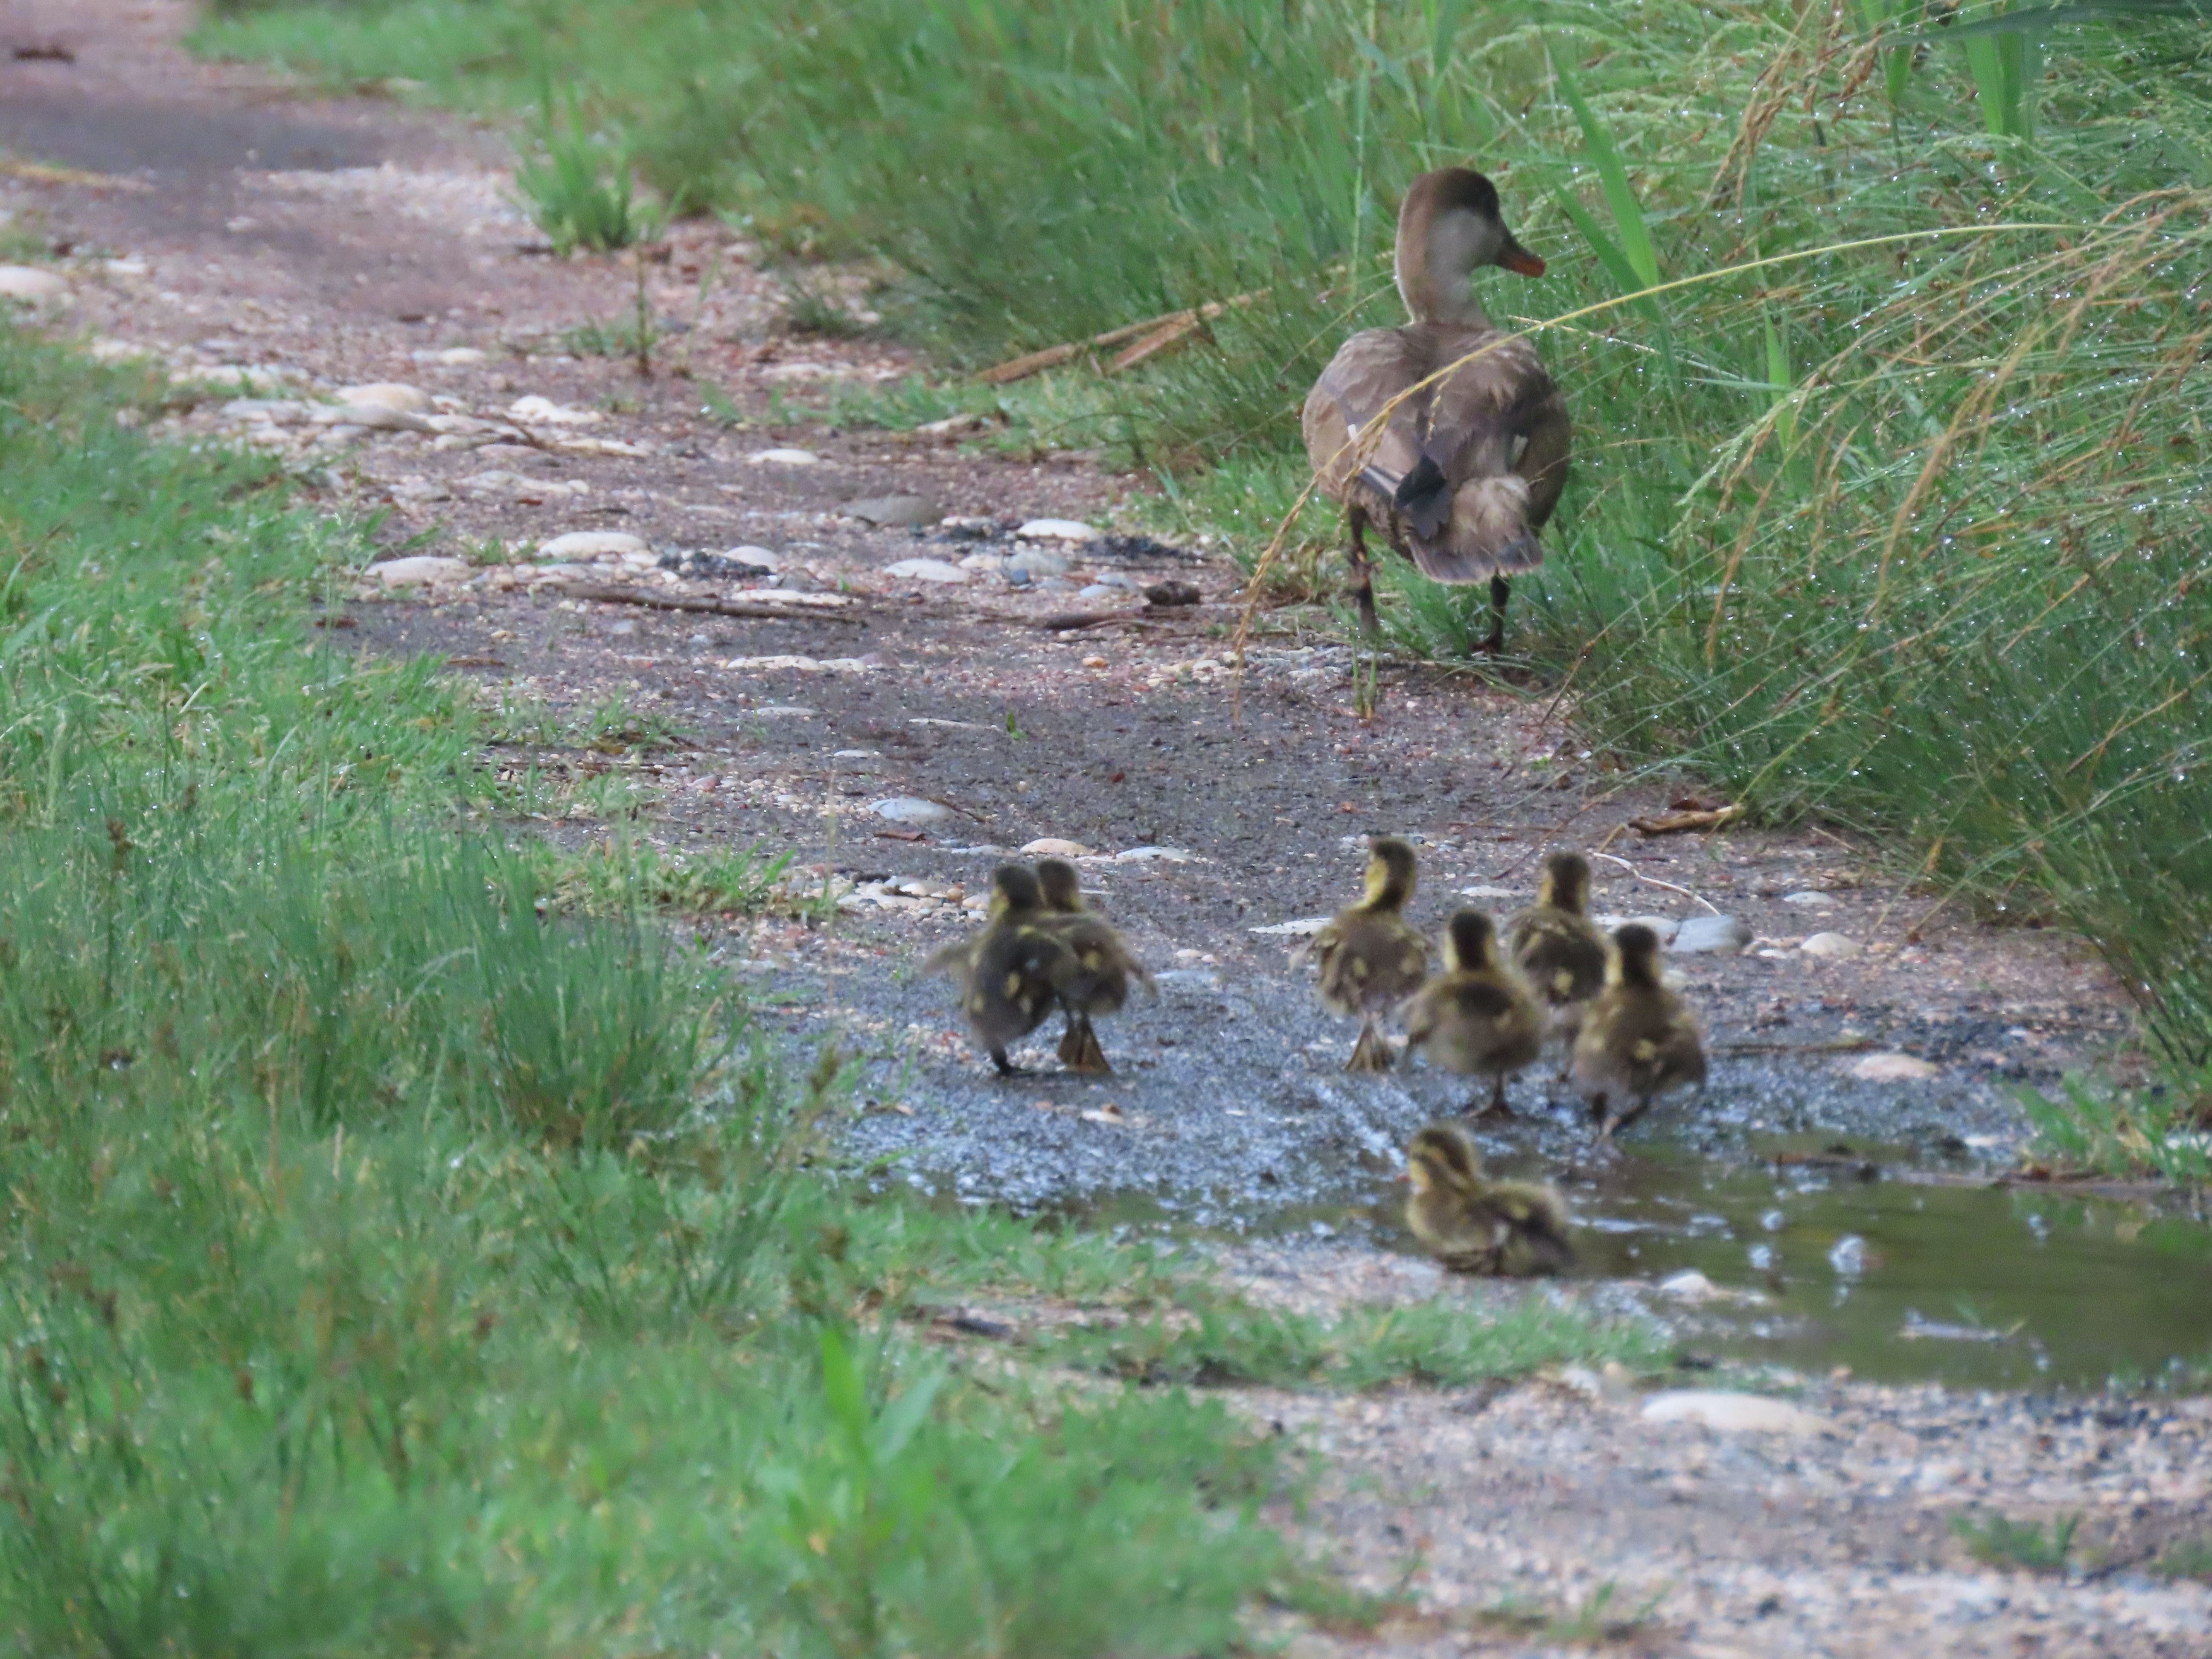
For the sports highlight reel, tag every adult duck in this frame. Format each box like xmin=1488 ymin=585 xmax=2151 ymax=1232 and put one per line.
xmin=1302 ymin=167 xmax=1570 ymax=650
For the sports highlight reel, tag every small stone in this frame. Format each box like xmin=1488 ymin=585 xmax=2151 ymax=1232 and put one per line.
xmin=881 ymin=558 xmax=970 ymax=584
xmin=1115 ymin=846 xmax=1195 ymax=864
xmin=315 ymin=401 xmax=431 ymax=432
xmin=1782 ymin=891 xmax=1837 ymax=908
xmin=1828 ymin=1234 xmax=1868 ymax=1275
xmin=539 ymin=531 xmax=648 ymax=561
xmin=426 ymin=346 xmax=488 ymax=365
xmin=1021 ymin=838 xmax=1094 ymax=858
xmin=607 ymin=619 xmax=638 ymax=637
xmin=1077 ymin=584 xmax=1119 ymax=600
xmin=1640 ymin=1391 xmax=1825 ymax=1436
xmin=335 ymin=382 xmax=430 ymax=415
xmin=873 ymin=797 xmax=952 ymax=827
xmin=1090 ymin=571 xmax=1141 ymax=591
xmin=1657 ymin=1269 xmax=1725 ymax=1304
xmin=1850 ymin=1051 xmax=1940 ymax=1083
xmin=366 ymin=556 xmax=472 ymax=588
xmin=841 ymin=493 xmax=941 ymax=527
xmin=1671 ymin=914 xmax=1752 ymax=955
xmin=0 ymin=265 xmax=68 ymax=301
xmin=1143 ymin=579 xmax=1202 ymax=607
xmin=917 ymin=412 xmax=987 ymax=437
xmin=1249 ymin=917 xmax=1333 ymax=937
xmin=1005 ymin=547 xmax=1069 ymax=580
xmin=507 ymin=395 xmax=601 ymax=425
xmin=728 ymin=544 xmax=783 ymax=570
xmin=1800 ymin=931 xmax=1863 ymax=958
xmin=1016 ymin=518 xmax=1096 ymax=541
xmin=957 ymin=553 xmax=1005 ymax=573
xmin=1080 ymin=655 xmax=1109 ymax=669
xmin=747 ymin=447 xmax=820 ymax=466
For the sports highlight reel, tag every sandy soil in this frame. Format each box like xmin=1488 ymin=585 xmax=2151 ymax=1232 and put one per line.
xmin=3 ymin=4 xmax=2204 ymax=1650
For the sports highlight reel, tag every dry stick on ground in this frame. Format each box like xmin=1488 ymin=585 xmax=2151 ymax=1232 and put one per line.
xmin=1592 ymin=849 xmax=1724 ymax=914
xmin=977 ymin=292 xmax=1262 ymax=384
xmin=550 ymin=582 xmax=865 ymax=623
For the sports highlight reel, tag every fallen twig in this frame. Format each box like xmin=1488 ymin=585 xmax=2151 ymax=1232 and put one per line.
xmin=1039 ymin=609 xmax=1147 ymax=632
xmin=1592 ymin=850 xmax=1723 ymax=914
xmin=978 ymin=293 xmax=1259 ymax=385
xmin=550 ymin=582 xmax=864 ymax=623
xmin=1628 ymin=803 xmax=1746 ymax=837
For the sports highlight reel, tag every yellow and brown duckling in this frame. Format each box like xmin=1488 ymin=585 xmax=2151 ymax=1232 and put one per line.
xmin=1403 ymin=1123 xmax=1574 ymax=1277
xmin=1505 ymin=851 xmax=1610 ymax=1060
xmin=921 ymin=864 xmax=1071 ymax=1077
xmin=1571 ymin=923 xmax=1708 ymax=1140
xmin=1310 ymin=835 xmax=1432 ymax=1072
xmin=1034 ymin=857 xmax=1153 ymax=1075
xmin=1404 ymin=909 xmax=1543 ymax=1118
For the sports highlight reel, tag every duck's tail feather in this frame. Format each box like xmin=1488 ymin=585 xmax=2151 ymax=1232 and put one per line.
xmin=1391 ymin=454 xmax=1453 ymax=540
xmin=1406 ymin=475 xmax=1544 ymax=583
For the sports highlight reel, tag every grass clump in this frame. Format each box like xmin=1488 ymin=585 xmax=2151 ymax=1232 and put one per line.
xmin=1952 ymin=1510 xmax=2083 ymax=1575
xmin=0 ymin=325 xmax=1316 ymax=1653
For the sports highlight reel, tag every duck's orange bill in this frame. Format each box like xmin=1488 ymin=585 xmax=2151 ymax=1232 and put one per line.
xmin=1500 ymin=244 xmax=1547 ymax=278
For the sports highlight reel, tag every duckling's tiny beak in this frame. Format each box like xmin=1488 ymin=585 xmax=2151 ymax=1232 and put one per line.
xmin=1500 ymin=237 xmax=1546 ymax=278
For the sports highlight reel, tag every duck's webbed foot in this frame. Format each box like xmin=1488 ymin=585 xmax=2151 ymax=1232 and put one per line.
xmin=1468 ymin=1076 xmax=1515 ymax=1120
xmin=990 ymin=1048 xmax=1036 ymax=1079
xmin=1063 ymin=1017 xmax=1113 ymax=1075
xmin=1345 ymin=1019 xmax=1395 ymax=1073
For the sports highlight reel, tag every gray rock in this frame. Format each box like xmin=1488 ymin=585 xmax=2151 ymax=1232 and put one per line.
xmin=540 ymin=531 xmax=648 ymax=561
xmin=1005 ymin=547 xmax=1070 ymax=580
xmin=367 ymin=556 xmax=472 ymax=588
xmin=0 ymin=265 xmax=68 ymax=301
xmin=1783 ymin=890 xmax=1837 ymax=908
xmin=1077 ymin=583 xmax=1120 ymax=600
xmin=1671 ymin=914 xmax=1752 ymax=955
xmin=1640 ymin=1391 xmax=1826 ymax=1436
xmin=881 ymin=558 xmax=970 ymax=584
xmin=335 ymin=382 xmax=431 ymax=415
xmin=1851 ymin=1051 xmax=1939 ymax=1083
xmin=841 ymin=493 xmax=942 ymax=528
xmin=873 ymin=797 xmax=953 ymax=827
xmin=1801 ymin=931 xmax=1863 ymax=958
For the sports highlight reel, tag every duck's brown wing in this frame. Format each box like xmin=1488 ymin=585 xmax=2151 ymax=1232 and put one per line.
xmin=1304 ymin=323 xmax=1569 ymax=585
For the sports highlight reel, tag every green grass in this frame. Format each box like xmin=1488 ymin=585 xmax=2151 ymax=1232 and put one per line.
xmin=1952 ymin=1510 xmax=2083 ymax=1574
xmin=0 ymin=324 xmax=1654 ymax=1651
xmin=189 ymin=0 xmax=2212 ymax=1161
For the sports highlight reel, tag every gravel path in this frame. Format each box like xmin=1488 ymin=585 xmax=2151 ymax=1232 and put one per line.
xmin=4 ymin=5 xmax=2203 ymax=1648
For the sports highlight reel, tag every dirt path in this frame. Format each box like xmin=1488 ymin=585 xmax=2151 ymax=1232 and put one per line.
xmin=5 ymin=5 xmax=2205 ymax=1651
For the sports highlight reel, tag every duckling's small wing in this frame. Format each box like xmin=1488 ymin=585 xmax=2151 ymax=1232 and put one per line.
xmin=921 ymin=938 xmax=975 ymax=982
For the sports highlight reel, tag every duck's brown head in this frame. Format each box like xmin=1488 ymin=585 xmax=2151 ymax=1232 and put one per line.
xmin=1034 ymin=858 xmax=1086 ymax=914
xmin=989 ymin=864 xmax=1046 ymax=918
xmin=1443 ymin=908 xmax=1502 ymax=975
xmin=1537 ymin=851 xmax=1593 ymax=916
xmin=1608 ymin=923 xmax=1666 ymax=990
xmin=1407 ymin=1122 xmax=1483 ymax=1196
xmin=1363 ymin=835 xmax=1420 ymax=911
xmin=1395 ymin=167 xmax=1545 ymax=327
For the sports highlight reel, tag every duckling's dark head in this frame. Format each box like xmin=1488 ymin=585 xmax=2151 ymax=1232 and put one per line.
xmin=1034 ymin=858 xmax=1085 ymax=913
xmin=989 ymin=864 xmax=1045 ymax=916
xmin=1364 ymin=835 xmax=1419 ymax=909
xmin=1538 ymin=852 xmax=1592 ymax=914
xmin=1443 ymin=909 xmax=1501 ymax=973
xmin=1395 ymin=167 xmax=1545 ymax=327
xmin=1407 ymin=1122 xmax=1483 ymax=1194
xmin=1610 ymin=923 xmax=1665 ymax=987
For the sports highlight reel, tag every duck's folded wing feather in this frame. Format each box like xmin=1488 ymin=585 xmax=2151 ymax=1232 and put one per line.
xmin=1301 ymin=328 xmax=1431 ymax=501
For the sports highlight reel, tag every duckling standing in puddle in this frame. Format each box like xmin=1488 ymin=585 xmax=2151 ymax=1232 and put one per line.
xmin=1572 ymin=923 xmax=1707 ymax=1140
xmin=1034 ymin=856 xmax=1152 ymax=1075
xmin=1505 ymin=851 xmax=1610 ymax=1068
xmin=1404 ymin=909 xmax=1543 ymax=1118
xmin=922 ymin=864 xmax=1071 ymax=1077
xmin=1302 ymin=167 xmax=1571 ymax=650
xmin=1309 ymin=835 xmax=1431 ymax=1072
xmin=1403 ymin=1122 xmax=1574 ymax=1276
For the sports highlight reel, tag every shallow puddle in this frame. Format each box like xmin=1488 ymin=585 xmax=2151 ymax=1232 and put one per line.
xmin=1376 ymin=1143 xmax=2212 ymax=1390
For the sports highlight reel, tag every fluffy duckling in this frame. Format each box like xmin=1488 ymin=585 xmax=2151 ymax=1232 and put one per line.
xmin=1403 ymin=1123 xmax=1575 ymax=1276
xmin=1034 ymin=856 xmax=1153 ymax=1074
xmin=1505 ymin=852 xmax=1610 ymax=1060
xmin=1404 ymin=910 xmax=1544 ymax=1118
xmin=1310 ymin=835 xmax=1432 ymax=1072
xmin=922 ymin=864 xmax=1071 ymax=1077
xmin=1571 ymin=923 xmax=1707 ymax=1139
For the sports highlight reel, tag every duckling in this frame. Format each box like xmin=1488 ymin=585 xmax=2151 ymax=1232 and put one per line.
xmin=1504 ymin=852 xmax=1611 ymax=1060
xmin=1033 ymin=856 xmax=1153 ymax=1074
xmin=1571 ymin=923 xmax=1708 ymax=1140
xmin=1310 ymin=835 xmax=1432 ymax=1072
xmin=1403 ymin=1122 xmax=1575 ymax=1276
xmin=1303 ymin=167 xmax=1571 ymax=650
xmin=1404 ymin=909 xmax=1544 ymax=1118
xmin=921 ymin=864 xmax=1071 ymax=1077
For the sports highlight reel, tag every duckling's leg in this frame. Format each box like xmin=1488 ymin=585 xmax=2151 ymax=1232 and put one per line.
xmin=1469 ymin=1073 xmax=1515 ymax=1121
xmin=1065 ymin=1014 xmax=1113 ymax=1075
xmin=1055 ymin=1012 xmax=1085 ymax=1066
xmin=1346 ymin=504 xmax=1381 ymax=637
xmin=1346 ymin=1017 xmax=1394 ymax=1073
xmin=1477 ymin=575 xmax=1511 ymax=653
xmin=989 ymin=1046 xmax=1036 ymax=1079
